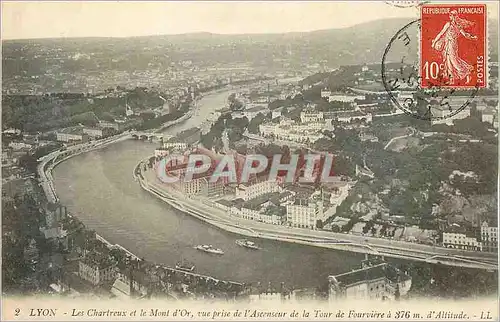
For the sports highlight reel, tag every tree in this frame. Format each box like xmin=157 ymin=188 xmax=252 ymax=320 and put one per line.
xmin=235 ymin=144 xmax=248 ymax=155
xmin=18 ymin=154 xmax=38 ymax=174
xmin=100 ymin=112 xmax=115 ymax=122
xmin=248 ymin=114 xmax=267 ymax=134
xmin=362 ymin=220 xmax=375 ymax=234
xmin=282 ymin=106 xmax=303 ymax=122
xmin=341 ymin=217 xmax=358 ymax=232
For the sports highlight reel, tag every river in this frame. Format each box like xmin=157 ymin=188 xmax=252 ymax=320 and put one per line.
xmin=53 ymin=89 xmax=364 ymax=289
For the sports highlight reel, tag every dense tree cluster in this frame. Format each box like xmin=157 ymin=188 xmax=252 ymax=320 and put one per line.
xmin=2 ymin=194 xmax=46 ymax=292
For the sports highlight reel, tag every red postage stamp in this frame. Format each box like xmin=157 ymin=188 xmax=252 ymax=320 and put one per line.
xmin=420 ymin=4 xmax=487 ymax=89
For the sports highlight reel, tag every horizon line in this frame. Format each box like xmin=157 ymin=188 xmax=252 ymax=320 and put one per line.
xmin=3 ymin=16 xmax=498 ymax=42
xmin=0 ymin=17 xmax=422 ymax=42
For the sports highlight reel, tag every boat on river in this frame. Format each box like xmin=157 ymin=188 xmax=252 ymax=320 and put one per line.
xmin=194 ymin=244 xmax=224 ymax=255
xmin=235 ymin=239 xmax=260 ymax=250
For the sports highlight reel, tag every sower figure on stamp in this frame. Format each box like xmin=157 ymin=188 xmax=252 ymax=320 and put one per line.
xmin=431 ymin=10 xmax=477 ymax=85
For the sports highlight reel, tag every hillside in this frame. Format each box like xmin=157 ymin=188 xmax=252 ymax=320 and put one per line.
xmin=2 ymin=18 xmax=498 ymax=79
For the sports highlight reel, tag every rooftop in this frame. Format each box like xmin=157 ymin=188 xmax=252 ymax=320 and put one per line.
xmin=243 ymin=192 xmax=280 ymax=210
xmin=330 ymin=262 xmax=409 ymax=287
xmin=216 ymin=199 xmax=234 ymax=208
xmin=57 ymin=126 xmax=84 ymax=135
xmin=245 ymin=106 xmax=268 ymax=113
xmin=81 ymin=252 xmax=116 ymax=270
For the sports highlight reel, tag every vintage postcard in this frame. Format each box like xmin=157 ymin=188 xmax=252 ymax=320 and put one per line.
xmin=1 ymin=1 xmax=499 ymax=321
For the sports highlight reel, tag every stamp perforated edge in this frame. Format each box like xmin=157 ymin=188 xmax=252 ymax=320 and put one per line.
xmin=417 ymin=2 xmax=491 ymax=91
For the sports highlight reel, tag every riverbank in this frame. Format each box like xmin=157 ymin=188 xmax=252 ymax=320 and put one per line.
xmin=135 ymin=158 xmax=498 ymax=271
xmin=37 ymin=82 xmax=244 ymax=202
xmin=37 ymin=84 xmax=265 ymax=266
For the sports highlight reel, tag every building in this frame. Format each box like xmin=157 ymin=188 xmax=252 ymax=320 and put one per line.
xmin=272 ymin=107 xmax=284 ymax=119
xmin=215 ymin=199 xmax=234 ymax=212
xmin=162 ymin=141 xmax=188 ymax=151
xmin=259 ymin=118 xmax=327 ymax=144
xmin=258 ymin=205 xmax=286 ymax=225
xmin=111 ymin=270 xmax=150 ymax=298
xmin=55 ymin=127 xmax=84 ymax=143
xmin=328 ymin=260 xmax=412 ymax=301
xmin=482 ymin=110 xmax=496 ymax=124
xmin=78 ymin=253 xmax=117 ymax=286
xmin=321 ymin=88 xmax=332 ymax=99
xmin=249 ymin=282 xmax=295 ymax=303
xmin=175 ymin=174 xmax=225 ymax=197
xmin=83 ymin=127 xmax=104 ymax=138
xmin=8 ymin=141 xmax=33 ymax=151
xmin=442 ymin=231 xmax=481 ymax=251
xmin=328 ymin=93 xmax=365 ymax=103
xmin=333 ymin=111 xmax=373 ymax=123
xmin=286 ymin=191 xmax=324 ymax=229
xmin=243 ymin=106 xmax=268 ymax=120
xmin=300 ymin=110 xmax=324 ymax=123
xmin=155 ymin=148 xmax=169 ymax=158
xmin=431 ymin=104 xmax=470 ymax=126
xmin=236 ymin=177 xmax=281 ymax=201
xmin=98 ymin=121 xmax=120 ymax=131
xmin=480 ymin=221 xmax=498 ymax=253
xmin=322 ymin=182 xmax=352 ymax=221
xmin=359 ymin=132 xmax=379 ymax=142
xmin=125 ymin=103 xmax=134 ymax=117
xmin=227 ymin=195 xmax=285 ymax=225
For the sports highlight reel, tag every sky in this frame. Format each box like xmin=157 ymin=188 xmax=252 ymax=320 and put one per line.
xmin=1 ymin=1 xmax=498 ymax=40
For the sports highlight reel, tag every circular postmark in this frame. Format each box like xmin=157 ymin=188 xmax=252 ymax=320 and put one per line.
xmin=384 ymin=1 xmax=429 ymax=9
xmin=381 ymin=19 xmax=479 ymax=121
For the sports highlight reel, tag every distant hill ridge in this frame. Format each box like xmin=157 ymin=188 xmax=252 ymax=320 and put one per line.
xmin=2 ymin=18 xmax=497 ymax=75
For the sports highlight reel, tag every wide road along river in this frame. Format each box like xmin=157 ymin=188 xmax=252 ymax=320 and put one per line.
xmin=53 ymin=88 xmax=364 ymax=289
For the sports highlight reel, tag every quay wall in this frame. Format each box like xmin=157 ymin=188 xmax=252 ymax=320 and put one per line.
xmin=135 ymin=158 xmax=498 ymax=271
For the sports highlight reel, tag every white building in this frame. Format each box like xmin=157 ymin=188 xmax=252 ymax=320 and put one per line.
xmin=442 ymin=231 xmax=481 ymax=251
xmin=328 ymin=93 xmax=365 ymax=103
xmin=286 ymin=191 xmax=323 ymax=229
xmin=324 ymin=182 xmax=351 ymax=221
xmin=236 ymin=178 xmax=281 ymax=201
xmin=98 ymin=121 xmax=120 ymax=130
xmin=125 ymin=103 xmax=134 ymax=117
xmin=163 ymin=142 xmax=188 ymax=151
xmin=8 ymin=141 xmax=33 ymax=150
xmin=78 ymin=255 xmax=117 ymax=286
xmin=249 ymin=283 xmax=296 ymax=303
xmin=328 ymin=261 xmax=412 ymax=301
xmin=83 ymin=127 xmax=103 ymax=138
xmin=259 ymin=118 xmax=328 ymax=144
xmin=482 ymin=110 xmax=496 ymax=124
xmin=335 ymin=111 xmax=373 ymax=123
xmin=321 ymin=88 xmax=332 ymax=99
xmin=272 ymin=108 xmax=283 ymax=119
xmin=481 ymin=221 xmax=498 ymax=253
xmin=300 ymin=110 xmax=324 ymax=123
xmin=55 ymin=127 xmax=84 ymax=143
xmin=431 ymin=105 xmax=470 ymax=126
